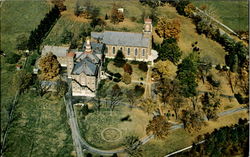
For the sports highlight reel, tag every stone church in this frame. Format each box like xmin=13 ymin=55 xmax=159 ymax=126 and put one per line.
xmin=41 ymin=18 xmax=156 ymax=97
xmin=91 ymin=18 xmax=153 ymax=61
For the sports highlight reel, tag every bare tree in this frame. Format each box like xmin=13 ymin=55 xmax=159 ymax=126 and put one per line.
xmin=109 ymin=84 xmax=122 ymax=111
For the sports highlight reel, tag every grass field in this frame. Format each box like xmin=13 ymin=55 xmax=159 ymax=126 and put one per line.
xmin=77 ymin=105 xmax=152 ymax=150
xmin=141 ymin=110 xmax=248 ymax=157
xmin=0 ymin=0 xmax=51 ymax=53
xmin=3 ymin=92 xmax=73 ymax=157
xmin=1 ymin=1 xmax=73 ymax=156
xmin=191 ymin=0 xmax=248 ymax=32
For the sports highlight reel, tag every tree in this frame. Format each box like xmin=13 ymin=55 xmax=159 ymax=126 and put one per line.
xmin=38 ymin=52 xmax=60 ymax=80
xmin=16 ymin=34 xmax=28 ymax=50
xmin=138 ymin=62 xmax=148 ymax=72
xmin=61 ymin=29 xmax=73 ymax=44
xmin=55 ymin=79 xmax=68 ymax=97
xmin=139 ymin=98 xmax=158 ymax=114
xmin=34 ymin=79 xmax=51 ymax=97
xmin=146 ymin=115 xmax=171 ymax=139
xmin=184 ymin=3 xmax=195 ymax=17
xmin=90 ymin=17 xmax=106 ymax=28
xmin=181 ymin=109 xmax=206 ymax=132
xmin=123 ymin=136 xmax=143 ymax=157
xmin=200 ymin=92 xmax=220 ymax=120
xmin=152 ymin=60 xmax=176 ymax=81
xmin=114 ymin=50 xmax=126 ymax=67
xmin=155 ymin=17 xmax=181 ymax=40
xmin=176 ymin=52 xmax=198 ymax=109
xmin=110 ymin=3 xmax=124 ymax=24
xmin=109 ymin=84 xmax=122 ymax=111
xmin=158 ymin=38 xmax=182 ymax=64
xmin=176 ymin=0 xmax=190 ymax=16
xmin=125 ymin=89 xmax=137 ymax=107
xmin=123 ymin=63 xmax=133 ymax=75
xmin=74 ymin=0 xmax=81 ymax=16
xmin=140 ymin=0 xmax=165 ymax=8
xmin=170 ymin=97 xmax=184 ymax=120
xmin=5 ymin=52 xmax=21 ymax=64
xmin=122 ymin=72 xmax=131 ymax=85
xmin=13 ymin=70 xmax=32 ymax=93
xmin=105 ymin=13 xmax=108 ymax=20
xmin=134 ymin=85 xmax=145 ymax=97
xmin=51 ymin=0 xmax=66 ymax=12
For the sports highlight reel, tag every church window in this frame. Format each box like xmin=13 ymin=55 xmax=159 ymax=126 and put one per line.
xmin=142 ymin=49 xmax=145 ymax=56
xmin=112 ymin=47 xmax=115 ymax=54
xmin=127 ymin=48 xmax=130 ymax=56
xmin=135 ymin=48 xmax=138 ymax=56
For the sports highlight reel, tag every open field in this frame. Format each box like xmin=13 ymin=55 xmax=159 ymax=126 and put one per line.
xmin=3 ymin=92 xmax=73 ymax=157
xmin=141 ymin=110 xmax=248 ymax=157
xmin=76 ymin=105 xmax=152 ymax=150
xmin=191 ymin=0 xmax=248 ymax=32
xmin=0 ymin=0 xmax=51 ymax=52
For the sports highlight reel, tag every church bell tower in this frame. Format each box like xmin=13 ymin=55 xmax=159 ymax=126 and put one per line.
xmin=143 ymin=18 xmax=152 ymax=38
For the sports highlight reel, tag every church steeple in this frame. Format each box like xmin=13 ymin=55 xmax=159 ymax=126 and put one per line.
xmin=143 ymin=18 xmax=152 ymax=37
xmin=85 ymin=37 xmax=92 ymax=53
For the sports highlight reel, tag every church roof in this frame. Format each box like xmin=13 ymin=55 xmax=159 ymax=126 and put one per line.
xmin=91 ymin=31 xmax=150 ymax=47
xmin=72 ymin=58 xmax=98 ymax=76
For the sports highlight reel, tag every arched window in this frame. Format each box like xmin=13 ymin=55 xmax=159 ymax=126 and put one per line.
xmin=127 ymin=48 xmax=130 ymax=56
xmin=135 ymin=48 xmax=138 ymax=56
xmin=112 ymin=47 xmax=115 ymax=54
xmin=120 ymin=47 xmax=123 ymax=51
xmin=142 ymin=49 xmax=145 ymax=56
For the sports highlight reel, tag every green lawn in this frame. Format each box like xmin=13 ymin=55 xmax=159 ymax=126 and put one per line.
xmin=4 ymin=92 xmax=73 ymax=157
xmin=76 ymin=105 xmax=152 ymax=150
xmin=191 ymin=0 xmax=248 ymax=32
xmin=0 ymin=0 xmax=51 ymax=53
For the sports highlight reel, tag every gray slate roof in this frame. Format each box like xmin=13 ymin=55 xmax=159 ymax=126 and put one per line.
xmin=72 ymin=42 xmax=104 ymax=76
xmin=41 ymin=45 xmax=68 ymax=57
xmin=91 ymin=31 xmax=150 ymax=47
xmin=72 ymin=59 xmax=98 ymax=76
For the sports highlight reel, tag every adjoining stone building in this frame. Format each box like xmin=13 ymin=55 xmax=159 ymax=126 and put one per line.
xmin=91 ymin=18 xmax=154 ymax=62
xmin=41 ymin=39 xmax=105 ymax=97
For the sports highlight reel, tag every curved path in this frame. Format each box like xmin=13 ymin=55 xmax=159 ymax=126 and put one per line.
xmin=64 ymin=79 xmax=248 ymax=156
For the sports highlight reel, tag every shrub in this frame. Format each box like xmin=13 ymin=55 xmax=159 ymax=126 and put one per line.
xmin=113 ymin=78 xmax=121 ymax=82
xmin=123 ymin=63 xmax=133 ymax=75
xmin=138 ymin=62 xmax=148 ymax=72
xmin=176 ymin=0 xmax=190 ymax=16
xmin=5 ymin=52 xmax=21 ymax=64
xmin=134 ymin=85 xmax=145 ymax=97
xmin=234 ymin=93 xmax=249 ymax=104
xmin=207 ymin=74 xmax=220 ymax=87
xmin=113 ymin=73 xmax=122 ymax=79
xmin=122 ymin=72 xmax=131 ymax=84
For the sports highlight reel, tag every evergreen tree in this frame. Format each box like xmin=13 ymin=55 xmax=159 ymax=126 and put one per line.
xmin=114 ymin=50 xmax=126 ymax=67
